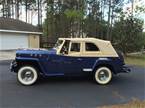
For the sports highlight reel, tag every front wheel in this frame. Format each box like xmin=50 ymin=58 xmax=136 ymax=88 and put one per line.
xmin=94 ymin=67 xmax=112 ymax=85
xmin=17 ymin=66 xmax=38 ymax=85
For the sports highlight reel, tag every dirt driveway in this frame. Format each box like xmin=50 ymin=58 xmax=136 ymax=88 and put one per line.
xmin=0 ymin=50 xmax=16 ymax=60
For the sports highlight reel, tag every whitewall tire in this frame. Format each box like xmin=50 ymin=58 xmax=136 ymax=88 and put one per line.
xmin=18 ymin=66 xmax=38 ymax=85
xmin=94 ymin=67 xmax=112 ymax=85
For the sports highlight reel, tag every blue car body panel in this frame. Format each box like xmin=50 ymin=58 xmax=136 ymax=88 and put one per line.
xmin=11 ymin=49 xmax=130 ymax=77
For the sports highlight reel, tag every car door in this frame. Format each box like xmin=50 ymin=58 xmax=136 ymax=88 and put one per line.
xmin=59 ymin=41 xmax=84 ymax=76
xmin=41 ymin=54 xmax=64 ymax=76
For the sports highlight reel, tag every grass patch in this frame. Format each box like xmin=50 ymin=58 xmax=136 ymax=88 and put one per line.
xmin=125 ymin=53 xmax=145 ymax=67
xmin=98 ymin=99 xmax=145 ymax=108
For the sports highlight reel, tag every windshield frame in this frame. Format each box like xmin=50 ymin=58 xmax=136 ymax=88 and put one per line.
xmin=53 ymin=39 xmax=64 ymax=49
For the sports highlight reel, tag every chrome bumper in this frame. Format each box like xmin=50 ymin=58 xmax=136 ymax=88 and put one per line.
xmin=122 ymin=65 xmax=131 ymax=73
xmin=10 ymin=60 xmax=17 ymax=72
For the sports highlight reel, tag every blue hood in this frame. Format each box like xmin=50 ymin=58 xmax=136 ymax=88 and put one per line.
xmin=16 ymin=48 xmax=56 ymax=55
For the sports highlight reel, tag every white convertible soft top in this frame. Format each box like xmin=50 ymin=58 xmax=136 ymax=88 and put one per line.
xmin=58 ymin=38 xmax=118 ymax=57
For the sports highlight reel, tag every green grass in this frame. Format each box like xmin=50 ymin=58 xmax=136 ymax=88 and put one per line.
xmin=125 ymin=53 xmax=145 ymax=67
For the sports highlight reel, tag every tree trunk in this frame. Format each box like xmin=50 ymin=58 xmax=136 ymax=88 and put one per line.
xmin=25 ymin=0 xmax=28 ymax=22
xmin=2 ymin=1 xmax=5 ymax=17
xmin=7 ymin=0 xmax=11 ymax=17
xmin=107 ymin=0 xmax=111 ymax=40
xmin=38 ymin=0 xmax=40 ymax=27
xmin=110 ymin=5 xmax=114 ymax=41
xmin=131 ymin=0 xmax=134 ymax=17
xmin=12 ymin=0 xmax=14 ymax=18
xmin=16 ymin=0 xmax=19 ymax=19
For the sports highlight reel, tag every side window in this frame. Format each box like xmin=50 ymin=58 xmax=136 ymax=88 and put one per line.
xmin=60 ymin=40 xmax=70 ymax=54
xmin=70 ymin=42 xmax=80 ymax=52
xmin=85 ymin=43 xmax=99 ymax=51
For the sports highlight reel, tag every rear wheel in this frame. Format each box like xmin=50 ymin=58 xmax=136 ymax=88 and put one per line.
xmin=94 ymin=67 xmax=112 ymax=85
xmin=17 ymin=66 xmax=38 ymax=85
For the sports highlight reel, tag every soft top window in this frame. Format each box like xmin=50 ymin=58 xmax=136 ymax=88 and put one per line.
xmin=70 ymin=42 xmax=80 ymax=52
xmin=85 ymin=42 xmax=99 ymax=51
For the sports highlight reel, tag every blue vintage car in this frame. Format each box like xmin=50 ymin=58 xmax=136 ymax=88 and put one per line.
xmin=10 ymin=38 xmax=130 ymax=85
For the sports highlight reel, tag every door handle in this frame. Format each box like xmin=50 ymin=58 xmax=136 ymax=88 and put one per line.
xmin=77 ymin=58 xmax=82 ymax=61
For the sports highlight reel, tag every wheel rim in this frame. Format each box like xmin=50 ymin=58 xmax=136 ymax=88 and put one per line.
xmin=21 ymin=69 xmax=34 ymax=82
xmin=98 ymin=70 xmax=109 ymax=82
xmin=18 ymin=66 xmax=38 ymax=85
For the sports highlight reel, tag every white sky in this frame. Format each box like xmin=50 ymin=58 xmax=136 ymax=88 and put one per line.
xmin=123 ymin=0 xmax=145 ymax=30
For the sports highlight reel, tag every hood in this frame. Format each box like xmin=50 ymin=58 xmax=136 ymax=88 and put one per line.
xmin=16 ymin=48 xmax=56 ymax=56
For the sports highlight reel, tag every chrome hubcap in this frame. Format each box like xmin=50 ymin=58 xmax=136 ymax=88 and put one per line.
xmin=98 ymin=70 xmax=109 ymax=81
xmin=21 ymin=70 xmax=34 ymax=82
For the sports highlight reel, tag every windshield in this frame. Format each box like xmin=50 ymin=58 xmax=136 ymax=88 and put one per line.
xmin=53 ymin=40 xmax=63 ymax=49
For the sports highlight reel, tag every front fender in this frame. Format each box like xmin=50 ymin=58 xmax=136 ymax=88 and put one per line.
xmin=14 ymin=57 xmax=46 ymax=75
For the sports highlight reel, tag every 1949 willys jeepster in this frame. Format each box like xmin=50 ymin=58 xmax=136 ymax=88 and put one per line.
xmin=10 ymin=38 xmax=130 ymax=85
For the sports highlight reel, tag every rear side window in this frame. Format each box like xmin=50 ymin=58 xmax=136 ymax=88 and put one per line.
xmin=70 ymin=43 xmax=80 ymax=52
xmin=85 ymin=43 xmax=99 ymax=51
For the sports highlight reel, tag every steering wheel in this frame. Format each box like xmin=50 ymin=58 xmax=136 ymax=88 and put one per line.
xmin=62 ymin=46 xmax=68 ymax=54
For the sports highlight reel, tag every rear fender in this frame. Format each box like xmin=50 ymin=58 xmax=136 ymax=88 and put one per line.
xmin=92 ymin=57 xmax=115 ymax=74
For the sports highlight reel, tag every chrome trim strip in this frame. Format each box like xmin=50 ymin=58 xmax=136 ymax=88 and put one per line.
xmin=83 ymin=68 xmax=92 ymax=71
